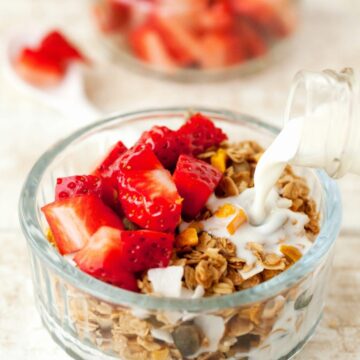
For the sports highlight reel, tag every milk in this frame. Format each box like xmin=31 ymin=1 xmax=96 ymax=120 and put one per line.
xmin=252 ymin=98 xmax=359 ymax=224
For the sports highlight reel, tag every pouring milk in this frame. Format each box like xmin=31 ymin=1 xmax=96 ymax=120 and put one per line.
xmin=251 ymin=68 xmax=360 ymax=225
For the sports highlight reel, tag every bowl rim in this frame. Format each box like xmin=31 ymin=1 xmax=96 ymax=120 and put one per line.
xmin=18 ymin=107 xmax=342 ymax=312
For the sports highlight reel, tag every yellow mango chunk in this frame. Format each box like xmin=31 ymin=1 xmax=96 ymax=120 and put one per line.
xmin=227 ymin=209 xmax=248 ymax=235
xmin=176 ymin=228 xmax=199 ymax=248
xmin=280 ymin=244 xmax=302 ymax=263
xmin=211 ymin=149 xmax=227 ymax=173
xmin=215 ymin=203 xmax=237 ymax=218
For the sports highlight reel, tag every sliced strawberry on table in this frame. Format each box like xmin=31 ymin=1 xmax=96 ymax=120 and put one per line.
xmin=129 ymin=24 xmax=177 ymax=70
xmin=173 ymin=154 xmax=222 ymax=219
xmin=40 ymin=30 xmax=86 ymax=63
xmin=178 ymin=113 xmax=228 ymax=155
xmin=55 ymin=175 xmax=103 ymax=200
xmin=15 ymin=48 xmax=65 ymax=87
xmin=136 ymin=125 xmax=191 ymax=169
xmin=74 ymin=227 xmax=138 ymax=291
xmin=41 ymin=194 xmax=124 ymax=255
xmin=118 ymin=168 xmax=182 ymax=232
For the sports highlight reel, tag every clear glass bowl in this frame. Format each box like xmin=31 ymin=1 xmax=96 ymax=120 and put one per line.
xmin=19 ymin=108 xmax=341 ymax=360
xmin=90 ymin=0 xmax=300 ymax=81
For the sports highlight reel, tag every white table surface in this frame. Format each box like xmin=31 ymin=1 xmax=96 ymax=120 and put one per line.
xmin=0 ymin=0 xmax=360 ymax=359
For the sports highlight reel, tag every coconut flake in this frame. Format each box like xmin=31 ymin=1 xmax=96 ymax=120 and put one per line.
xmin=192 ymin=285 xmax=205 ymax=299
xmin=151 ymin=329 xmax=174 ymax=344
xmin=189 ymin=315 xmax=225 ymax=357
xmin=131 ymin=307 xmax=151 ymax=320
xmin=64 ymin=253 xmax=77 ymax=266
xmin=239 ymin=262 xmax=264 ymax=280
xmin=148 ymin=266 xmax=184 ymax=298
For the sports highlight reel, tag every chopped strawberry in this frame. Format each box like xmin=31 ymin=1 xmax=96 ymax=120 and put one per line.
xmin=178 ymin=113 xmax=228 ymax=155
xmin=94 ymin=141 xmax=128 ymax=179
xmin=15 ymin=30 xmax=86 ymax=87
xmin=93 ymin=0 xmax=131 ymax=33
xmin=235 ymin=20 xmax=267 ymax=58
xmin=40 ymin=31 xmax=86 ymax=63
xmin=129 ymin=24 xmax=177 ymax=69
xmin=118 ymin=168 xmax=182 ymax=232
xmin=173 ymin=155 xmax=222 ymax=219
xmin=42 ymin=195 xmax=124 ymax=255
xmin=198 ymin=2 xmax=234 ymax=31
xmin=94 ymin=143 xmax=162 ymax=209
xmin=74 ymin=227 xmax=138 ymax=291
xmin=151 ymin=17 xmax=203 ymax=67
xmin=199 ymin=31 xmax=247 ymax=68
xmin=117 ymin=229 xmax=174 ymax=271
xmin=116 ymin=144 xmax=163 ymax=171
xmin=15 ymin=48 xmax=65 ymax=87
xmin=136 ymin=126 xmax=191 ymax=169
xmin=55 ymin=175 xmax=103 ymax=200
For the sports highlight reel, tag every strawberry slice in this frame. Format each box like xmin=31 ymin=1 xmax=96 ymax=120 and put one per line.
xmin=117 ymin=229 xmax=174 ymax=272
xmin=15 ymin=30 xmax=86 ymax=87
xmin=199 ymin=31 xmax=247 ymax=68
xmin=94 ymin=143 xmax=162 ymax=209
xmin=152 ymin=17 xmax=203 ymax=67
xmin=178 ymin=113 xmax=228 ymax=155
xmin=118 ymin=168 xmax=182 ymax=232
xmin=15 ymin=48 xmax=65 ymax=87
xmin=42 ymin=195 xmax=124 ymax=255
xmin=93 ymin=0 xmax=131 ymax=33
xmin=173 ymin=155 xmax=222 ymax=219
xmin=129 ymin=24 xmax=177 ymax=69
xmin=40 ymin=31 xmax=86 ymax=63
xmin=74 ymin=227 xmax=138 ymax=291
xmin=94 ymin=141 xmax=128 ymax=179
xmin=136 ymin=126 xmax=191 ymax=169
xmin=55 ymin=175 xmax=103 ymax=200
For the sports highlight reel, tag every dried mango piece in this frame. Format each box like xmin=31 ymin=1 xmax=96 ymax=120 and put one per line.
xmin=280 ymin=244 xmax=302 ymax=263
xmin=215 ymin=203 xmax=237 ymax=218
xmin=211 ymin=148 xmax=227 ymax=173
xmin=227 ymin=209 xmax=248 ymax=235
xmin=151 ymin=348 xmax=169 ymax=360
xmin=176 ymin=228 xmax=199 ymax=247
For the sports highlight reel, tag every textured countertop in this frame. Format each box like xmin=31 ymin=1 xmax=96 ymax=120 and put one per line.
xmin=1 ymin=0 xmax=360 ymax=359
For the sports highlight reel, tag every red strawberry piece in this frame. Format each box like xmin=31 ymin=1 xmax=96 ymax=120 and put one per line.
xmin=235 ymin=20 xmax=267 ymax=58
xmin=129 ymin=24 xmax=177 ymax=69
xmin=74 ymin=227 xmax=138 ymax=291
xmin=94 ymin=143 xmax=162 ymax=209
xmin=42 ymin=195 xmax=124 ymax=255
xmin=136 ymin=126 xmax=191 ymax=169
xmin=94 ymin=141 xmax=128 ymax=179
xmin=118 ymin=168 xmax=182 ymax=232
xmin=55 ymin=175 xmax=103 ymax=201
xmin=151 ymin=17 xmax=202 ymax=67
xmin=15 ymin=48 xmax=65 ymax=87
xmin=93 ymin=0 xmax=131 ymax=33
xmin=198 ymin=2 xmax=234 ymax=31
xmin=199 ymin=31 xmax=247 ymax=68
xmin=173 ymin=155 xmax=222 ymax=219
xmin=178 ymin=113 xmax=228 ymax=155
xmin=117 ymin=229 xmax=174 ymax=272
xmin=40 ymin=31 xmax=86 ymax=63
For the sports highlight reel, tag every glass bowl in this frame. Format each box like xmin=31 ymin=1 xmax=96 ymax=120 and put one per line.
xmin=19 ymin=108 xmax=341 ymax=360
xmin=89 ymin=0 xmax=300 ymax=81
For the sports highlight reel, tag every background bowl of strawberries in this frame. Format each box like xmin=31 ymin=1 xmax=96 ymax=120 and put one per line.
xmin=91 ymin=0 xmax=300 ymax=80
xmin=19 ymin=107 xmax=340 ymax=359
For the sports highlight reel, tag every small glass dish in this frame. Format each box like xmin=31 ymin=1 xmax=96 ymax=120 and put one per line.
xmin=90 ymin=0 xmax=300 ymax=81
xmin=19 ymin=108 xmax=341 ymax=360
